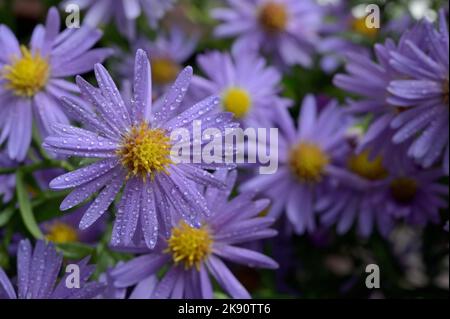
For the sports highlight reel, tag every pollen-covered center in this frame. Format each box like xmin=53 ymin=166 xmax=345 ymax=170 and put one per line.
xmin=45 ymin=222 xmax=78 ymax=244
xmin=259 ymin=2 xmax=288 ymax=33
xmin=166 ymin=221 xmax=212 ymax=270
xmin=151 ymin=57 xmax=180 ymax=85
xmin=289 ymin=142 xmax=330 ymax=183
xmin=348 ymin=151 xmax=388 ymax=181
xmin=222 ymin=87 xmax=252 ymax=118
xmin=390 ymin=177 xmax=418 ymax=204
xmin=351 ymin=16 xmax=378 ymax=38
xmin=117 ymin=122 xmax=173 ymax=179
xmin=1 ymin=46 xmax=50 ymax=97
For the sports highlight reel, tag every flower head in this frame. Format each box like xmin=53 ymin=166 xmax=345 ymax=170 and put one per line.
xmin=241 ymin=95 xmax=352 ymax=234
xmin=0 ymin=7 xmax=111 ymax=161
xmin=110 ymin=170 xmax=278 ymax=299
xmin=212 ymin=0 xmax=323 ymax=68
xmin=0 ymin=240 xmax=104 ymax=299
xmin=44 ymin=49 xmax=238 ymax=249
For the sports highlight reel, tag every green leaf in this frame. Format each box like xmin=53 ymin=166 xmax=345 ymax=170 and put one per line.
xmin=0 ymin=206 xmax=15 ymax=227
xmin=16 ymin=170 xmax=43 ymax=239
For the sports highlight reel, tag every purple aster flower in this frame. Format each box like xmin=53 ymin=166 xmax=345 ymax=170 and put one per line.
xmin=44 ymin=49 xmax=238 ymax=249
xmin=334 ymin=12 xmax=449 ymax=175
xmin=191 ymin=45 xmax=292 ymax=127
xmin=387 ymin=10 xmax=449 ymax=174
xmin=0 ymin=239 xmax=104 ymax=299
xmin=118 ymin=27 xmax=198 ymax=97
xmin=63 ymin=0 xmax=176 ymax=38
xmin=241 ymin=95 xmax=352 ymax=234
xmin=212 ymin=0 xmax=323 ymax=68
xmin=318 ymin=151 xmax=448 ymax=237
xmin=0 ymin=7 xmax=111 ymax=161
xmin=41 ymin=206 xmax=107 ymax=245
xmin=110 ymin=169 xmax=278 ymax=299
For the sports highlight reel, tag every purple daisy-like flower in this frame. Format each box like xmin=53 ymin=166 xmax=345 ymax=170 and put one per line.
xmin=241 ymin=95 xmax=352 ymax=234
xmin=118 ymin=27 xmax=198 ymax=97
xmin=0 ymin=240 xmax=104 ymax=299
xmin=387 ymin=10 xmax=449 ymax=174
xmin=318 ymin=152 xmax=448 ymax=237
xmin=44 ymin=49 xmax=238 ymax=249
xmin=334 ymin=12 xmax=449 ymax=175
xmin=0 ymin=7 xmax=111 ymax=161
xmin=212 ymin=0 xmax=323 ymax=68
xmin=63 ymin=0 xmax=176 ymax=38
xmin=191 ymin=45 xmax=292 ymax=127
xmin=110 ymin=169 xmax=278 ymax=299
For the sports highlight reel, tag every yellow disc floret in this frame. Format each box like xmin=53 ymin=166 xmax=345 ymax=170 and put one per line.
xmin=352 ymin=17 xmax=378 ymax=38
xmin=390 ymin=177 xmax=418 ymax=204
xmin=222 ymin=87 xmax=252 ymax=119
xmin=289 ymin=142 xmax=330 ymax=183
xmin=259 ymin=2 xmax=288 ymax=33
xmin=1 ymin=46 xmax=50 ymax=97
xmin=117 ymin=122 xmax=173 ymax=180
xmin=348 ymin=151 xmax=388 ymax=181
xmin=151 ymin=57 xmax=180 ymax=85
xmin=166 ymin=221 xmax=212 ymax=270
xmin=45 ymin=222 xmax=78 ymax=244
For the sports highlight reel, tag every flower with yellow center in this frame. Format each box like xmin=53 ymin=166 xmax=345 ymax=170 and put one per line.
xmin=259 ymin=2 xmax=288 ymax=33
xmin=390 ymin=177 xmax=418 ymax=204
xmin=351 ymin=16 xmax=378 ymax=39
xmin=289 ymin=142 xmax=330 ymax=183
xmin=151 ymin=57 xmax=181 ymax=85
xmin=117 ymin=122 xmax=173 ymax=180
xmin=222 ymin=87 xmax=252 ymax=119
xmin=166 ymin=221 xmax=213 ymax=270
xmin=348 ymin=151 xmax=388 ymax=181
xmin=1 ymin=46 xmax=50 ymax=97
xmin=45 ymin=222 xmax=79 ymax=244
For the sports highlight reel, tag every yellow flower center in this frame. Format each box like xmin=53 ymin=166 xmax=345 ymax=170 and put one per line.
xmin=45 ymin=222 xmax=78 ymax=244
xmin=390 ymin=177 xmax=418 ymax=204
xmin=117 ymin=122 xmax=173 ymax=180
xmin=222 ymin=87 xmax=252 ymax=119
xmin=166 ymin=221 xmax=212 ymax=270
xmin=351 ymin=17 xmax=378 ymax=38
xmin=289 ymin=142 xmax=330 ymax=183
xmin=1 ymin=46 xmax=50 ymax=97
xmin=348 ymin=151 xmax=388 ymax=181
xmin=259 ymin=2 xmax=288 ymax=33
xmin=151 ymin=57 xmax=180 ymax=85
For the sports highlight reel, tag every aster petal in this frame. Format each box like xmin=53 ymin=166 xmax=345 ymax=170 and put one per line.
xmin=131 ymin=49 xmax=152 ymax=124
xmin=152 ymin=267 xmax=180 ymax=299
xmin=49 ymin=158 xmax=119 ymax=190
xmin=8 ymin=99 xmax=32 ymax=161
xmin=0 ymin=25 xmax=20 ymax=61
xmin=129 ymin=275 xmax=158 ymax=299
xmin=17 ymin=240 xmax=32 ymax=299
xmin=42 ymin=7 xmax=61 ymax=56
xmin=79 ymin=173 xmax=124 ymax=230
xmin=0 ymin=268 xmax=16 ymax=299
xmin=52 ymin=48 xmax=113 ymax=77
xmin=199 ymin=263 xmax=213 ymax=299
xmin=206 ymin=255 xmax=250 ymax=299
xmin=298 ymin=94 xmax=317 ymax=139
xmin=213 ymin=245 xmax=278 ymax=269
xmin=140 ymin=184 xmax=159 ymax=249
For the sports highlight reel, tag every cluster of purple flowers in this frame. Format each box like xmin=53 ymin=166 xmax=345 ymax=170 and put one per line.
xmin=0 ymin=1 xmax=448 ymax=299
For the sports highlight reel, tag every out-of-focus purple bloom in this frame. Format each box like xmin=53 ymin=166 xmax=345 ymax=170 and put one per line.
xmin=111 ymin=170 xmax=278 ymax=299
xmin=0 ymin=7 xmax=111 ymax=161
xmin=44 ymin=49 xmax=238 ymax=249
xmin=63 ymin=0 xmax=176 ymax=38
xmin=334 ymin=11 xmax=449 ymax=175
xmin=318 ymin=150 xmax=448 ymax=237
xmin=118 ymin=27 xmax=198 ymax=97
xmin=41 ymin=206 xmax=107 ymax=244
xmin=212 ymin=0 xmax=323 ymax=68
xmin=241 ymin=95 xmax=352 ymax=234
xmin=191 ymin=45 xmax=291 ymax=127
xmin=387 ymin=11 xmax=449 ymax=175
xmin=0 ymin=240 xmax=104 ymax=299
